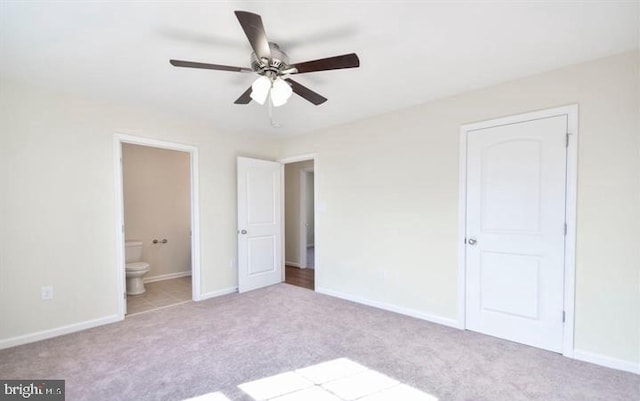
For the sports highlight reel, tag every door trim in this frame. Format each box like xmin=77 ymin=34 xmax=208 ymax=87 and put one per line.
xmin=279 ymin=154 xmax=318 ymax=288
xmin=113 ymin=134 xmax=202 ymax=319
xmin=457 ymin=105 xmax=578 ymax=357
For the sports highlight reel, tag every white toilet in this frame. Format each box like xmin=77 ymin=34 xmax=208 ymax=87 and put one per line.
xmin=125 ymin=240 xmax=151 ymax=295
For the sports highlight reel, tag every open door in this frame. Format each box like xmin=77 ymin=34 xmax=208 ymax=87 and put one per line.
xmin=237 ymin=157 xmax=283 ymax=293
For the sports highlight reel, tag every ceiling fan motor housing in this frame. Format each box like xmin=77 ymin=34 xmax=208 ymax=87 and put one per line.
xmin=252 ymin=42 xmax=289 ymax=75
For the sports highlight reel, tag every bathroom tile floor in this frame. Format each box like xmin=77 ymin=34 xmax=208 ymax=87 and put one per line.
xmin=126 ymin=276 xmax=192 ymax=316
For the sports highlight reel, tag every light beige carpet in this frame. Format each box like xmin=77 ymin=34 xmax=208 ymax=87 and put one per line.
xmin=0 ymin=284 xmax=638 ymax=401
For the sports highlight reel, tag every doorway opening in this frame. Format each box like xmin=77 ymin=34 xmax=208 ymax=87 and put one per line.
xmin=114 ymin=134 xmax=201 ymax=317
xmin=283 ymin=158 xmax=315 ymax=290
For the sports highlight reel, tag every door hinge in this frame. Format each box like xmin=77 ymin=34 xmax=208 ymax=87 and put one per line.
xmin=562 ymin=311 xmax=566 ymax=323
xmin=566 ymin=133 xmax=570 ymax=147
xmin=564 ymin=223 xmax=567 ymax=236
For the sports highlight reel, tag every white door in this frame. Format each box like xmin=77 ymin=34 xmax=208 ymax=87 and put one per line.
xmin=465 ymin=115 xmax=567 ymax=352
xmin=237 ymin=157 xmax=282 ymax=293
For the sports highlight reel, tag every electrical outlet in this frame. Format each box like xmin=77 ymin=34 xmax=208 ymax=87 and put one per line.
xmin=41 ymin=286 xmax=54 ymax=300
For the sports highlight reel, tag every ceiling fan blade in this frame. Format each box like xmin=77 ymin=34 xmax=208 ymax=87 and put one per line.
xmin=285 ymin=78 xmax=327 ymax=105
xmin=170 ymin=59 xmax=252 ymax=72
xmin=234 ymin=11 xmax=271 ymax=61
xmin=234 ymin=87 xmax=253 ymax=104
xmin=290 ymin=53 xmax=360 ymax=74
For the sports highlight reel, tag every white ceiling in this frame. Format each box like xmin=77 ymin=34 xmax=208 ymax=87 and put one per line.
xmin=1 ymin=1 xmax=638 ymax=136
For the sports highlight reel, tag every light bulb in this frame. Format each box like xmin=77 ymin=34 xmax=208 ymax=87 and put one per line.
xmin=270 ymin=77 xmax=293 ymax=107
xmin=250 ymin=76 xmax=271 ymax=105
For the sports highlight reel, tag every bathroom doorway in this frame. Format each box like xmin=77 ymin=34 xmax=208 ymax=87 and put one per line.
xmin=114 ymin=135 xmax=201 ymax=317
xmin=283 ymin=159 xmax=315 ymax=290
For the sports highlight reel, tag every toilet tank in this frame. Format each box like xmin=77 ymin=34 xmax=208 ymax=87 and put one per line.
xmin=125 ymin=240 xmax=144 ymax=263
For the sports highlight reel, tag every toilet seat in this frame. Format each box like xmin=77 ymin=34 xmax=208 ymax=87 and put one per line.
xmin=126 ymin=262 xmax=150 ymax=271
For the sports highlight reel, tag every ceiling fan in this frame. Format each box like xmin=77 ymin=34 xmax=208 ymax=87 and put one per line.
xmin=169 ymin=11 xmax=360 ymax=107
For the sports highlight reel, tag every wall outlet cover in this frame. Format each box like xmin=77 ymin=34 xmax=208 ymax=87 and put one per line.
xmin=41 ymin=286 xmax=54 ymax=300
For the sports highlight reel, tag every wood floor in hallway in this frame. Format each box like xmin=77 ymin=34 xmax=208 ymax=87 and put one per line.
xmin=285 ymin=265 xmax=314 ymax=290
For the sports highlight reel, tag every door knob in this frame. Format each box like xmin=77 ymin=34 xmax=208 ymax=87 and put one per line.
xmin=240 ymin=229 xmax=247 ymax=235
xmin=468 ymin=238 xmax=477 ymax=245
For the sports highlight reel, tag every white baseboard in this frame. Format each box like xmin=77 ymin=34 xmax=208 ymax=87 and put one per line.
xmin=199 ymin=287 xmax=237 ymax=301
xmin=0 ymin=314 xmax=122 ymax=350
xmin=286 ymin=262 xmax=314 ymax=269
xmin=316 ymin=287 xmax=459 ymax=329
xmin=573 ymin=349 xmax=640 ymax=374
xmin=144 ymin=270 xmax=191 ymax=283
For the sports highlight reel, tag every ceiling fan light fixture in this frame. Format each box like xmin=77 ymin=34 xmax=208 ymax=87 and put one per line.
xmin=270 ymin=77 xmax=293 ymax=107
xmin=250 ymin=75 xmax=271 ymax=105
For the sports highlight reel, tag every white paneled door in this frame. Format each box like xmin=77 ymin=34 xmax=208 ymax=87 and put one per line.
xmin=237 ymin=157 xmax=282 ymax=293
xmin=465 ymin=115 xmax=568 ymax=352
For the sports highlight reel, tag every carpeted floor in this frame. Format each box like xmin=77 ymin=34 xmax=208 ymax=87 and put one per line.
xmin=0 ymin=284 xmax=638 ymax=401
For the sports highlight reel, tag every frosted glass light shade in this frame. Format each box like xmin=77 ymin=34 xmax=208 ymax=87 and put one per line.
xmin=250 ymin=76 xmax=271 ymax=105
xmin=270 ymin=77 xmax=293 ymax=107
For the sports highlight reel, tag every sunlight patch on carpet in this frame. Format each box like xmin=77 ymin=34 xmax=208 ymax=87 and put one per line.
xmin=238 ymin=372 xmax=314 ymax=400
xmin=182 ymin=391 xmax=232 ymax=401
xmin=238 ymin=358 xmax=438 ymax=401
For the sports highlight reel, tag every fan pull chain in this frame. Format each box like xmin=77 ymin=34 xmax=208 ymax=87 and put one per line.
xmin=268 ymin=94 xmax=281 ymax=128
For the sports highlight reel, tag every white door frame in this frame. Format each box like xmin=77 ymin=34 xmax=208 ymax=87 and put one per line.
xmin=113 ymin=133 xmax=202 ymax=318
xmin=279 ymin=154 xmax=318 ymax=285
xmin=299 ymin=167 xmax=314 ymax=269
xmin=457 ymin=105 xmax=578 ymax=357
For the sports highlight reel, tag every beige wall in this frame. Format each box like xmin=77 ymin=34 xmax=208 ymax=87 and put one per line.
xmin=284 ymin=160 xmax=314 ymax=266
xmin=1 ymin=51 xmax=638 ymax=369
xmin=0 ymin=80 xmax=279 ymax=344
xmin=122 ymin=144 xmax=191 ymax=279
xmin=280 ymin=51 xmax=640 ymax=366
